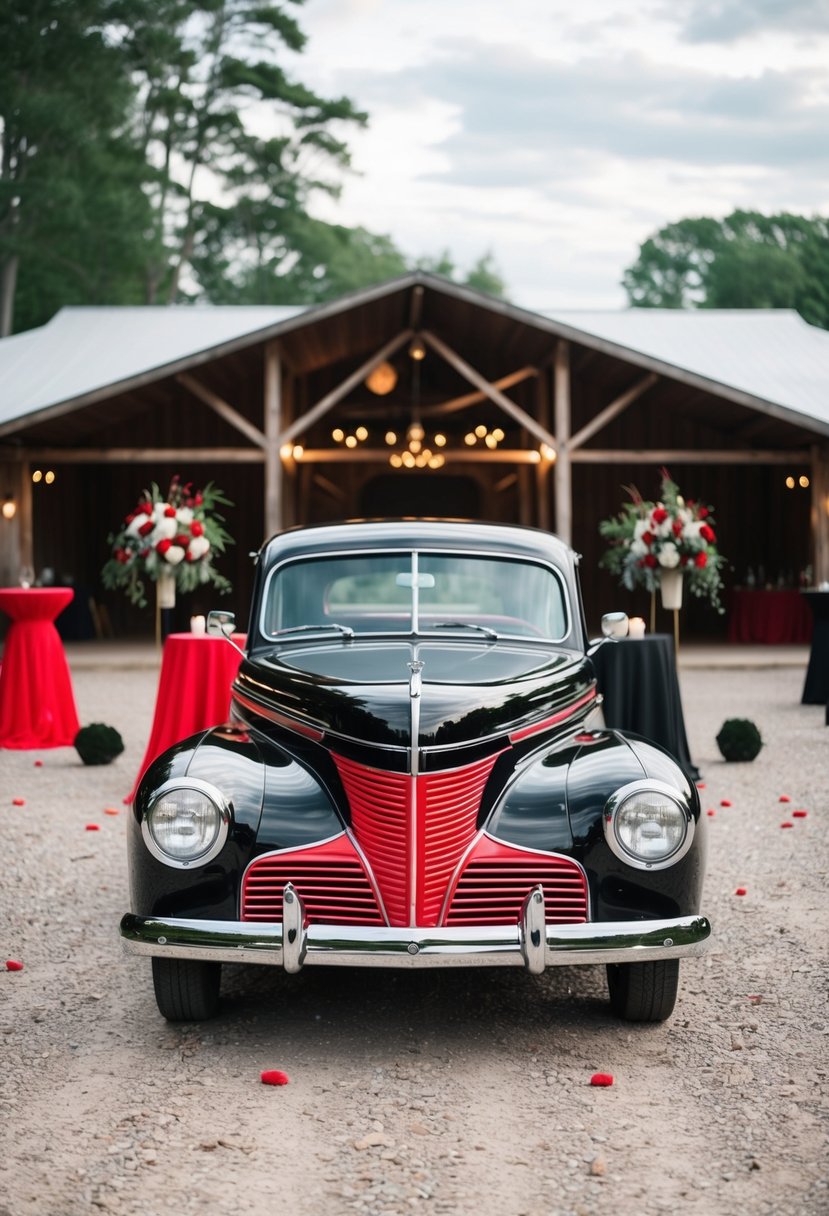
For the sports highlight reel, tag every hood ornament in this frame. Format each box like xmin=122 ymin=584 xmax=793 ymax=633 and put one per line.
xmin=408 ymin=659 xmax=424 ymax=699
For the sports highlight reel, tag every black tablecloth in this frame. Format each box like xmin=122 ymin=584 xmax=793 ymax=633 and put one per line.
xmin=590 ymin=633 xmax=699 ymax=780
xmin=801 ymin=591 xmax=829 ymax=708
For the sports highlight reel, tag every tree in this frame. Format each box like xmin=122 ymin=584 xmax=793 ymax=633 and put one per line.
xmin=118 ymin=0 xmax=368 ymax=304
xmin=622 ymin=210 xmax=829 ymax=329
xmin=416 ymin=249 xmax=508 ymax=298
xmin=0 ymin=0 xmax=151 ymax=334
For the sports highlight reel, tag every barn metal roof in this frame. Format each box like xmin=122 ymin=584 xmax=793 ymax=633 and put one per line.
xmin=1 ymin=281 xmax=828 ymax=439
xmin=542 ymin=307 xmax=829 ymax=427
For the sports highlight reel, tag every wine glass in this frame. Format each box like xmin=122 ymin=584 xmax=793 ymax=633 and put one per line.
xmin=19 ymin=566 xmax=35 ymax=589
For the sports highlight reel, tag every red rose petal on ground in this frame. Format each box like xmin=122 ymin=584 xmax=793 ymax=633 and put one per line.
xmin=720 ymin=799 xmax=732 ymax=807
xmin=34 ymin=760 xmax=43 ymax=767
xmin=12 ymin=798 xmax=25 ymax=806
xmin=260 ymin=1070 xmax=290 ymax=1086
xmin=590 ymin=1073 xmax=614 ymax=1087
xmin=735 ymin=887 xmax=747 ymax=896
xmin=780 ymin=821 xmax=794 ymax=829
xmin=792 ymin=810 xmax=808 ymax=818
xmin=707 ymin=809 xmax=716 ymax=817
xmin=778 ymin=795 xmax=791 ymax=803
xmin=5 ymin=959 xmax=24 ymax=971
xmin=696 ymin=782 xmax=706 ymax=789
xmin=104 ymin=808 xmax=120 ymax=816
xmin=85 ymin=823 xmax=100 ymax=832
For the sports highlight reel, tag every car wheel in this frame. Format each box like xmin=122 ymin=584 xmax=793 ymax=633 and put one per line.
xmin=151 ymin=957 xmax=221 ymax=1021
xmin=605 ymin=959 xmax=679 ymax=1022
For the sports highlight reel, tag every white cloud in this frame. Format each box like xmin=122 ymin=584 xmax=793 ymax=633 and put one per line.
xmin=296 ymin=0 xmax=829 ymax=308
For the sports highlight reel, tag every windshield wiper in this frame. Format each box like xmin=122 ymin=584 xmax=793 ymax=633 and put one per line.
xmin=428 ymin=621 xmax=498 ymax=641
xmin=270 ymin=623 xmax=355 ymax=640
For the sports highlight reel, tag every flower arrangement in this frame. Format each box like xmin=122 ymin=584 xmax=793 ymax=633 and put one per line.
xmin=599 ymin=471 xmax=726 ymax=611
xmin=101 ymin=476 xmax=233 ymax=607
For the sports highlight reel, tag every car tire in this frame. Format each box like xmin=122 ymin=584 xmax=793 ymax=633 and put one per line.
xmin=605 ymin=959 xmax=679 ymax=1022
xmin=151 ymin=957 xmax=221 ymax=1021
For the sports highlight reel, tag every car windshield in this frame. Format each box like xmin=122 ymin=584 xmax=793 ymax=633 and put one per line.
xmin=260 ymin=551 xmax=569 ymax=641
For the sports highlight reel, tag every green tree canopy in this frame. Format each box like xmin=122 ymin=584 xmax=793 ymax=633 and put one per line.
xmin=622 ymin=210 xmax=829 ymax=329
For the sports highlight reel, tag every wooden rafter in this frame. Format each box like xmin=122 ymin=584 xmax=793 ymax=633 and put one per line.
xmin=177 ymin=372 xmax=266 ymax=449
xmin=26 ymin=448 xmax=264 ymax=463
xmin=569 ymin=373 xmax=658 ymax=451
xmin=570 ymin=448 xmax=811 ymax=464
xmin=420 ymin=330 xmax=558 ymax=451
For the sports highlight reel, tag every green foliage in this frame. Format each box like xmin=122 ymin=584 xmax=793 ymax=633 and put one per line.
xmin=74 ymin=722 xmax=125 ymax=765
xmin=416 ymin=250 xmax=508 ymax=299
xmin=715 ymin=719 xmax=763 ymax=763
xmin=623 ymin=210 xmax=829 ymax=329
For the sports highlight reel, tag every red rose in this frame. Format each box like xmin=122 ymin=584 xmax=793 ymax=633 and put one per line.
xmin=651 ymin=507 xmax=668 ymax=525
xmin=185 ymin=550 xmax=196 ymax=562
xmin=681 ymin=555 xmax=689 ymax=566
xmin=700 ymin=524 xmax=716 ymax=544
xmin=142 ymin=501 xmax=153 ymax=515
xmin=156 ymin=538 xmax=172 ymax=555
xmin=644 ymin=554 xmax=658 ymax=568
xmin=194 ymin=493 xmax=203 ymax=506
xmin=695 ymin=552 xmax=707 ymax=568
xmin=641 ymin=530 xmax=654 ymax=546
xmin=164 ymin=505 xmax=176 ymax=518
xmin=138 ymin=520 xmax=154 ymax=537
xmin=673 ymin=521 xmax=683 ymax=537
xmin=190 ymin=520 xmax=204 ymax=537
xmin=174 ymin=533 xmax=190 ymax=547
xmin=698 ymin=506 xmax=709 ymax=518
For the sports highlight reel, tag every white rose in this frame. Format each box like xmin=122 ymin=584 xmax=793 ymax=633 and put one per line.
xmin=633 ymin=519 xmax=650 ymax=541
xmin=683 ymin=520 xmax=703 ymax=545
xmin=154 ymin=516 xmax=178 ymax=541
xmin=176 ymin=507 xmax=194 ymax=526
xmin=658 ymin=542 xmax=680 ymax=568
xmin=125 ymin=516 xmax=146 ymax=539
xmin=164 ymin=545 xmax=186 ymax=565
xmin=188 ymin=536 xmax=211 ymax=561
xmin=630 ymin=538 xmax=647 ymax=558
xmin=152 ymin=502 xmax=168 ymax=521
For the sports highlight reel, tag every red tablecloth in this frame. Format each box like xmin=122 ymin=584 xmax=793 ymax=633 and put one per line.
xmin=727 ymin=589 xmax=813 ymax=644
xmin=0 ymin=587 xmax=81 ymax=748
xmin=128 ymin=632 xmax=245 ymax=801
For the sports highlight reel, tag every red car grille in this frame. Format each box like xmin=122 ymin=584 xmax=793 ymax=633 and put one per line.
xmin=241 ymin=835 xmax=384 ymax=925
xmin=443 ymin=834 xmax=588 ymax=926
xmin=333 ymin=752 xmax=502 ymax=927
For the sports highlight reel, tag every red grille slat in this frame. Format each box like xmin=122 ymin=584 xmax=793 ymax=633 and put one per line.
xmin=444 ymin=834 xmax=588 ymax=926
xmin=241 ymin=836 xmax=384 ymax=925
xmin=334 ymin=752 xmax=503 ymax=927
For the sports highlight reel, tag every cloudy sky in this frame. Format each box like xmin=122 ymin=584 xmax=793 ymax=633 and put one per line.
xmin=294 ymin=0 xmax=829 ymax=309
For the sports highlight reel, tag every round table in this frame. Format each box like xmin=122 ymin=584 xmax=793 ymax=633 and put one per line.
xmin=589 ymin=632 xmax=699 ymax=780
xmin=127 ymin=632 xmax=246 ymax=801
xmin=0 ymin=587 xmax=81 ymax=748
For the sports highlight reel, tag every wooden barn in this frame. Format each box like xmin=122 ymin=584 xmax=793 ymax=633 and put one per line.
xmin=1 ymin=273 xmax=828 ymax=638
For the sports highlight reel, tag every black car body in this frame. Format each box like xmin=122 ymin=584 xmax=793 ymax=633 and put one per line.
xmin=121 ymin=520 xmax=709 ymax=1021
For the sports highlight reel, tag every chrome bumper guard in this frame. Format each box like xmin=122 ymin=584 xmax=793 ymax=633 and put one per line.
xmin=121 ymin=884 xmax=710 ymax=972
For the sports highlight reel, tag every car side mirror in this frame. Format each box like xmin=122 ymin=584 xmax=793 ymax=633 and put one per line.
xmin=207 ymin=609 xmax=236 ymax=637
xmin=601 ymin=612 xmax=629 ymax=639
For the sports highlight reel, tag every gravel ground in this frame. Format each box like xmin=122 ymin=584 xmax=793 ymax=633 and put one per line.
xmin=1 ymin=651 xmax=827 ymax=1216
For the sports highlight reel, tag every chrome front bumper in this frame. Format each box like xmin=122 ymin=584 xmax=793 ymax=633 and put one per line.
xmin=121 ymin=884 xmax=710 ymax=973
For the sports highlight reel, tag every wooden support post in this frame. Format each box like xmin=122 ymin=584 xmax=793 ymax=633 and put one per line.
xmin=19 ymin=459 xmax=33 ymax=576
xmin=554 ymin=341 xmax=572 ymax=545
xmin=264 ymin=343 xmax=282 ymax=540
xmin=535 ymin=367 xmax=551 ymax=531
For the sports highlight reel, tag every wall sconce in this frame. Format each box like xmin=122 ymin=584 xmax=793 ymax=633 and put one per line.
xmin=365 ymin=361 xmax=398 ymax=395
xmin=2 ymin=494 xmax=16 ymax=521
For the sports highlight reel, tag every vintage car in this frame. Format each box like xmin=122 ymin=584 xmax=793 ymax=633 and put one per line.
xmin=120 ymin=520 xmax=710 ymax=1023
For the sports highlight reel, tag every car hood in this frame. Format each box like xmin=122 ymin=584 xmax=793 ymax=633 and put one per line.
xmin=234 ymin=640 xmax=596 ymax=751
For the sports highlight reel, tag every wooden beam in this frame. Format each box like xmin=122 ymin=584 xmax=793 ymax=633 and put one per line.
xmin=554 ymin=341 xmax=572 ymax=544
xmin=408 ymin=284 xmax=424 ymax=331
xmin=27 ymin=448 xmax=264 ymax=463
xmin=312 ymin=472 xmax=347 ymax=503
xmin=264 ymin=342 xmax=282 ymax=538
xmin=420 ymin=330 xmax=558 ymax=451
xmin=276 ymin=329 xmax=413 ymax=446
xmin=535 ymin=364 xmax=551 ymax=531
xmin=569 ymin=373 xmax=658 ymax=451
xmin=570 ymin=449 xmax=811 ymax=464
xmin=176 ymin=372 xmax=267 ymax=449
xmin=294 ymin=448 xmax=544 ymax=465
xmin=423 ymin=367 xmax=539 ymax=417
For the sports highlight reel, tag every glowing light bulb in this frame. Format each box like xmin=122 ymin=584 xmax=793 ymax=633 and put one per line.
xmin=390 ymin=453 xmax=403 ymax=468
xmin=434 ymin=433 xmax=446 ymax=447
xmin=464 ymin=433 xmax=476 ymax=446
xmin=355 ymin=426 xmax=368 ymax=442
xmin=385 ymin=431 xmax=397 ymax=445
xmin=800 ymin=475 xmax=810 ymax=488
xmin=785 ymin=476 xmax=795 ymax=489
xmin=475 ymin=424 xmax=487 ymax=439
xmin=292 ymin=445 xmax=304 ymax=460
xmin=332 ymin=428 xmax=344 ymax=443
xmin=32 ymin=470 xmax=43 ymax=483
xmin=492 ymin=428 xmax=504 ymax=442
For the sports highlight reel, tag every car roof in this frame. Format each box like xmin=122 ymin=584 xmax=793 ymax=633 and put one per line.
xmin=261 ymin=519 xmax=576 ymax=569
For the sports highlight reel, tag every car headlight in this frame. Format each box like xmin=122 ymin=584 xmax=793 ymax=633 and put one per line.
xmin=603 ymin=779 xmax=694 ymax=870
xmin=141 ymin=778 xmax=231 ymax=868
